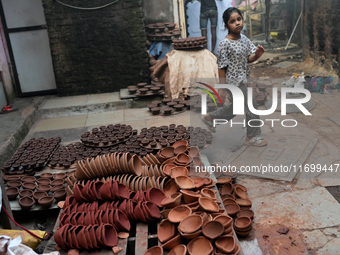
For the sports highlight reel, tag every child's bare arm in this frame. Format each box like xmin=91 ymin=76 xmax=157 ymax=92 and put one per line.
xmin=248 ymin=46 xmax=265 ymax=63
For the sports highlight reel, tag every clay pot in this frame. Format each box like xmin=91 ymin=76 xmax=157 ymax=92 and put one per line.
xmin=162 ymin=164 xmax=176 ymax=176
xmin=161 ymin=192 xmax=182 ymax=208
xmin=187 ymin=236 xmax=213 ymax=255
xmin=38 ymin=196 xmax=54 ymax=209
xmin=37 ymin=184 xmax=51 ymax=193
xmin=7 ymin=181 xmax=22 ymax=189
xmin=201 ymin=188 xmax=217 ymax=200
xmin=6 ymin=187 xmax=19 ymax=200
xmin=21 ymin=176 xmax=36 ymax=183
xmin=178 ymin=214 xmax=203 ymax=234
xmin=202 ymin=220 xmax=224 ymax=240
xmin=160 ymin=208 xmax=172 ymax=219
xmin=51 ymin=179 xmax=65 ymax=186
xmin=160 ymin=147 xmax=175 ymax=159
xmin=128 ymin=155 xmax=143 ymax=176
xmin=220 ymin=182 xmax=234 ymax=195
xmin=174 ymin=176 xmax=195 ymax=190
xmin=189 ymin=146 xmax=200 ymax=157
xmin=40 ymin=173 xmax=53 ymax=179
xmin=173 ymin=145 xmax=187 ymax=155
xmin=162 ymin=234 xmax=182 ymax=251
xmin=237 ymin=209 xmax=254 ymax=219
xmin=33 ymin=191 xmax=48 ymax=202
xmin=163 ymin=107 xmax=173 ymax=115
xmin=146 ymin=187 xmax=166 ymax=208
xmin=213 ymin=214 xmax=233 ymax=228
xmin=172 ymin=140 xmax=188 ymax=148
xmin=163 ymin=179 xmax=179 ymax=197
xmin=158 ymin=219 xmax=176 ymax=243
xmin=19 ymin=189 xmax=34 ymax=198
xmin=191 ymin=177 xmax=205 ymax=189
xmin=179 ymin=228 xmax=202 ymax=240
xmin=235 ymin=216 xmax=252 ymax=230
xmin=215 ymin=235 xmax=236 ymax=254
xmin=53 ymin=189 xmax=67 ymax=201
xmin=114 ymin=209 xmax=131 ymax=232
xmin=193 ymin=212 xmax=212 ymax=225
xmin=144 ymin=246 xmax=163 ymax=255
xmin=19 ymin=196 xmax=35 ymax=210
xmin=101 ymin=223 xmax=118 ymax=247
xmin=180 ymin=190 xmax=201 ymax=203
xmin=22 ymin=182 xmax=37 ymax=191
xmin=51 ymin=184 xmax=65 ymax=193
xmin=37 ymin=178 xmax=51 ymax=185
xmin=198 ymin=197 xmax=219 ymax=213
xmin=233 ymin=184 xmax=247 ymax=192
xmin=53 ymin=173 xmax=66 ymax=180
xmin=168 ymin=205 xmax=192 ymax=224
xmin=175 ymin=153 xmax=190 ymax=165
xmin=234 ymin=186 xmax=248 ymax=199
xmin=235 ymin=198 xmax=252 ymax=209
xmin=224 ymin=204 xmax=240 ymax=217
xmin=168 ymin=245 xmax=187 ymax=255
xmin=170 ymin=166 xmax=189 ymax=179
xmin=223 ymin=198 xmax=237 ymax=206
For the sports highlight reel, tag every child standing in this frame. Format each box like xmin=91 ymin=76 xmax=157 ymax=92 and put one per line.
xmin=202 ymin=7 xmax=267 ymax=147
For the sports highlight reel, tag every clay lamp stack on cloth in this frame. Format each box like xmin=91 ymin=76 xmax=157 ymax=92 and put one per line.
xmin=55 ymin=180 xmax=165 ymax=252
xmin=216 ymin=172 xmax=254 ymax=238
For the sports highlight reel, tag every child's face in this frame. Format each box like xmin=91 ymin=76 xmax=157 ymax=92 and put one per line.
xmin=226 ymin=12 xmax=243 ymax=33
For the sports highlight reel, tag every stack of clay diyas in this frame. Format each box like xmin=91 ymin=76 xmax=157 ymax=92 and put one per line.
xmin=75 ymin=152 xmax=143 ymax=179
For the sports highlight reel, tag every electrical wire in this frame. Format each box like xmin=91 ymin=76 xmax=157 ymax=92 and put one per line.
xmin=1 ymin=205 xmax=52 ymax=240
xmin=55 ymin=0 xmax=119 ymax=10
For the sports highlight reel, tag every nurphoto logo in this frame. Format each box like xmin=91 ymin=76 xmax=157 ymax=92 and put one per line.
xmin=196 ymin=83 xmax=312 ymax=128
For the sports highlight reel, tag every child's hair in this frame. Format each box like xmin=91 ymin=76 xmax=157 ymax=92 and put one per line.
xmin=223 ymin=7 xmax=243 ymax=29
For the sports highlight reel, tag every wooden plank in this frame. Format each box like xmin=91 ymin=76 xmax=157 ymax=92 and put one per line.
xmin=0 ymin=171 xmax=16 ymax=229
xmin=135 ymin=222 xmax=148 ymax=255
xmin=200 ymin=154 xmax=245 ymax=255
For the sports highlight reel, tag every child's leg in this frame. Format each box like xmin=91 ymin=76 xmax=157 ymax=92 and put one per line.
xmin=239 ymin=83 xmax=267 ymax=146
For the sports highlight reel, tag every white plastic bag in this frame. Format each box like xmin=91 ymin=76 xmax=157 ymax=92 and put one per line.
xmin=0 ymin=236 xmax=59 ymax=255
xmin=282 ymin=76 xmax=295 ymax=87
xmin=294 ymin=72 xmax=306 ymax=90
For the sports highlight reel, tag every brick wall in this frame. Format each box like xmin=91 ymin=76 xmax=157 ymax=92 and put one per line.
xmin=303 ymin=0 xmax=340 ymax=72
xmin=42 ymin=0 xmax=149 ymax=96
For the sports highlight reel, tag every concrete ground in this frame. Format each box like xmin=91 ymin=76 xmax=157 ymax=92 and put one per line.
xmin=2 ymin=61 xmax=340 ymax=254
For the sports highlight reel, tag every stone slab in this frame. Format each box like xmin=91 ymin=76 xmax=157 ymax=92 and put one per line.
xmin=302 ymin=230 xmax=329 ymax=250
xmin=124 ymin=108 xmax=161 ymax=121
xmin=146 ymin=112 xmax=191 ymax=128
xmin=328 ymin=113 xmax=340 ymax=127
xmin=22 ymin=127 xmax=89 ymax=144
xmin=32 ymin=115 xmax=88 ymax=132
xmin=85 ymin=92 xmax=120 ymax=105
xmin=254 ymin=223 xmax=307 ymax=254
xmin=85 ymin=110 xmax=124 ymax=127
xmin=236 ymin=178 xmax=288 ymax=199
xmin=120 ymin=88 xmax=138 ymax=99
xmin=316 ymin=238 xmax=340 ymax=255
xmin=40 ymin=95 xmax=88 ymax=109
xmin=273 ymin=61 xmax=298 ymax=68
xmin=225 ymin=135 xmax=317 ymax=181
xmin=312 ymin=91 xmax=340 ymax=110
xmin=252 ymin=186 xmax=340 ymax=229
